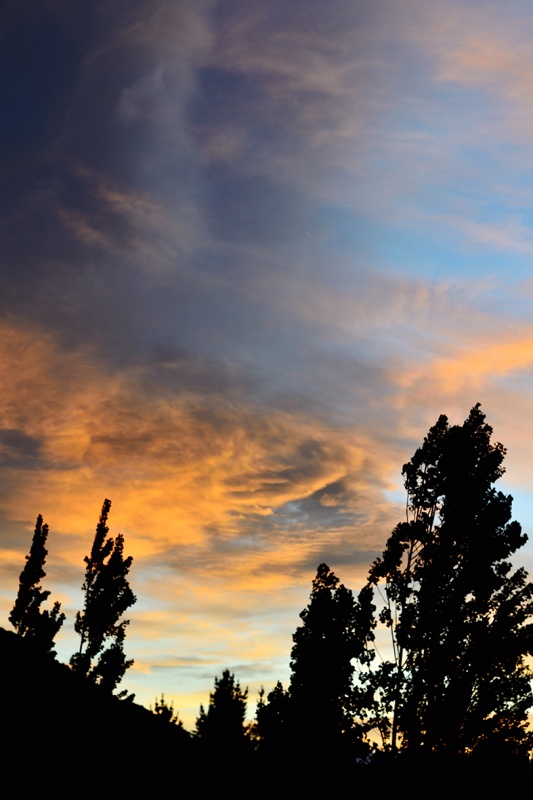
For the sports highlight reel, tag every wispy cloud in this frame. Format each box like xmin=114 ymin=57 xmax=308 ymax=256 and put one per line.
xmin=2 ymin=0 xmax=532 ymax=726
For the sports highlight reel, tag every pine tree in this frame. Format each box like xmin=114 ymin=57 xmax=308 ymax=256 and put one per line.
xmin=9 ymin=514 xmax=65 ymax=655
xmin=254 ymin=681 xmax=291 ymax=751
xmin=288 ymin=563 xmax=375 ymax=757
xmin=70 ymin=499 xmax=136 ymax=692
xmin=195 ymin=670 xmax=249 ymax=752
xmin=152 ymin=694 xmax=182 ymax=727
xmin=367 ymin=404 xmax=533 ymax=759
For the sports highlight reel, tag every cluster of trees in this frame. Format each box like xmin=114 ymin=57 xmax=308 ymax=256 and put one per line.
xmin=7 ymin=404 xmax=533 ymax=768
xmin=193 ymin=405 xmax=533 ymax=766
xmin=9 ymin=498 xmax=136 ymax=695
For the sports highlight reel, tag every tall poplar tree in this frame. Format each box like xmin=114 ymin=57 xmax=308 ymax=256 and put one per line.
xmin=70 ymin=499 xmax=136 ymax=693
xmin=367 ymin=404 xmax=533 ymax=759
xmin=9 ymin=514 xmax=65 ymax=655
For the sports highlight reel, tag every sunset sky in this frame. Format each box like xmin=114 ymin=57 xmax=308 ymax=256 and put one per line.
xmin=2 ymin=0 xmax=533 ymax=729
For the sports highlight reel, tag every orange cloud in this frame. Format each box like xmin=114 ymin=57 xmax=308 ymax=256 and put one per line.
xmin=400 ymin=336 xmax=533 ymax=396
xmin=0 ymin=319 xmax=392 ymax=569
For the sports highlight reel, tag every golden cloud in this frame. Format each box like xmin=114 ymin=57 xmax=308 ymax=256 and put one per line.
xmin=399 ymin=335 xmax=533 ymax=396
xmin=0 ymin=319 xmax=393 ymax=578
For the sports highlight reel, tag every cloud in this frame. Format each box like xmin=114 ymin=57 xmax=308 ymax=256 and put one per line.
xmin=0 ymin=430 xmax=43 ymax=469
xmin=192 ymin=1 xmax=382 ymax=201
xmin=428 ymin=213 xmax=533 ymax=256
xmin=117 ymin=64 xmax=168 ymax=124
xmin=2 ymin=0 xmax=532 ymax=726
xmin=398 ymin=333 xmax=533 ymax=396
xmin=0 ymin=318 xmax=396 ymax=557
xmin=434 ymin=14 xmax=533 ymax=140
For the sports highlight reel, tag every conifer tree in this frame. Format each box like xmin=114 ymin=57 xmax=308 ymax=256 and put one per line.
xmin=195 ymin=670 xmax=249 ymax=751
xmin=152 ymin=694 xmax=183 ymax=727
xmin=254 ymin=681 xmax=291 ymax=751
xmin=288 ymin=563 xmax=375 ymax=756
xmin=70 ymin=499 xmax=136 ymax=692
xmin=367 ymin=404 xmax=533 ymax=759
xmin=9 ymin=514 xmax=65 ymax=655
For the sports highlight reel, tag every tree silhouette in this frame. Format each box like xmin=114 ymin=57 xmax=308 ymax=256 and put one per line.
xmin=288 ymin=563 xmax=375 ymax=757
xmin=195 ymin=669 xmax=249 ymax=753
xmin=70 ymin=499 xmax=136 ymax=693
xmin=367 ymin=404 xmax=533 ymax=759
xmin=9 ymin=514 xmax=65 ymax=655
xmin=254 ymin=681 xmax=291 ymax=752
xmin=152 ymin=694 xmax=182 ymax=727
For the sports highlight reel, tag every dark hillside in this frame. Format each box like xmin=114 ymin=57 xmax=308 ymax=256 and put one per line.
xmin=0 ymin=628 xmax=190 ymax=795
xmin=2 ymin=627 xmax=531 ymax=797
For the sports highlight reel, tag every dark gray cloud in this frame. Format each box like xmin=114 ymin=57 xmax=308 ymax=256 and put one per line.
xmin=0 ymin=429 xmax=43 ymax=469
xmin=2 ymin=0 xmax=385 ymax=377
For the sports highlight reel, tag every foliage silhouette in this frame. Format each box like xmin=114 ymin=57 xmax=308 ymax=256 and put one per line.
xmin=152 ymin=693 xmax=182 ymax=727
xmin=288 ymin=563 xmax=375 ymax=757
xmin=366 ymin=404 xmax=533 ymax=759
xmin=5 ymin=407 xmax=532 ymax=787
xmin=9 ymin=514 xmax=65 ymax=655
xmin=254 ymin=681 xmax=291 ymax=752
xmin=70 ymin=499 xmax=136 ymax=693
xmin=195 ymin=669 xmax=249 ymax=754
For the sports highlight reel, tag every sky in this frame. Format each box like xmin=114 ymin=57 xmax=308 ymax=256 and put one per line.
xmin=1 ymin=0 xmax=533 ymax=729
